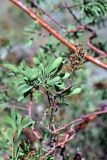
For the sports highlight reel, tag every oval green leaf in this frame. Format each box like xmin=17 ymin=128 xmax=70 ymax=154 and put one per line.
xmin=70 ymin=88 xmax=82 ymax=95
xmin=49 ymin=57 xmax=62 ymax=73
xmin=47 ymin=76 xmax=60 ymax=85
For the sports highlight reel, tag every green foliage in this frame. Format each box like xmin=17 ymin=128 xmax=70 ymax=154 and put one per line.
xmin=4 ymin=54 xmax=82 ymax=103
xmin=0 ymin=109 xmax=34 ymax=159
xmin=83 ymin=1 xmax=107 ymax=17
xmin=72 ymin=0 xmax=107 ymax=24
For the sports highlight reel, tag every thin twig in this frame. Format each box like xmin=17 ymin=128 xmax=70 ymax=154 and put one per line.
xmin=41 ymin=109 xmax=107 ymax=159
xmin=52 ymin=109 xmax=107 ymax=135
xmin=31 ymin=0 xmax=67 ymax=30
xmin=68 ymin=25 xmax=107 ymax=57
xmin=65 ymin=2 xmax=81 ymax=24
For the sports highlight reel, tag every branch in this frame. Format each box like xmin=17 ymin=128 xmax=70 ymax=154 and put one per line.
xmin=65 ymin=2 xmax=81 ymax=24
xmin=31 ymin=1 xmax=67 ymax=30
xmin=68 ymin=25 xmax=107 ymax=57
xmin=85 ymin=26 xmax=107 ymax=57
xmin=10 ymin=0 xmax=107 ymax=70
xmin=52 ymin=109 xmax=107 ymax=135
xmin=40 ymin=109 xmax=107 ymax=159
xmin=84 ymin=54 xmax=107 ymax=69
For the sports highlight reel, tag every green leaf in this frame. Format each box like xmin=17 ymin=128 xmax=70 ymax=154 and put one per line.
xmin=47 ymin=76 xmax=60 ymax=85
xmin=1 ymin=128 xmax=13 ymax=141
xmin=13 ymin=77 xmax=25 ymax=86
xmin=0 ymin=142 xmax=9 ymax=149
xmin=18 ymin=61 xmax=26 ymax=70
xmin=48 ymin=57 xmax=62 ymax=74
xmin=14 ymin=143 xmax=20 ymax=158
xmin=16 ymin=111 xmax=22 ymax=124
xmin=11 ymin=108 xmax=16 ymax=122
xmin=6 ymin=128 xmax=13 ymax=140
xmin=33 ymin=91 xmax=44 ymax=102
xmin=40 ymin=63 xmax=45 ymax=75
xmin=21 ymin=85 xmax=33 ymax=94
xmin=4 ymin=64 xmax=18 ymax=73
xmin=18 ymin=83 xmax=33 ymax=95
xmin=21 ymin=116 xmax=35 ymax=128
xmin=19 ymin=66 xmax=37 ymax=80
xmin=0 ymin=103 xmax=8 ymax=111
xmin=17 ymin=116 xmax=34 ymax=137
xmin=18 ymin=95 xmax=24 ymax=102
xmin=18 ymin=89 xmax=31 ymax=101
xmin=5 ymin=116 xmax=16 ymax=130
xmin=70 ymin=88 xmax=82 ymax=95
xmin=60 ymin=73 xmax=70 ymax=80
xmin=47 ymin=55 xmax=54 ymax=66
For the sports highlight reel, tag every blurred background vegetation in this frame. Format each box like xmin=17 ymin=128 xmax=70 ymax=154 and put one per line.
xmin=0 ymin=0 xmax=107 ymax=159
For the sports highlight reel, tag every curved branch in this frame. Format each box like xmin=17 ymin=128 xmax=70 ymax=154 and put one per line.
xmin=68 ymin=25 xmax=107 ymax=57
xmin=85 ymin=26 xmax=107 ymax=57
xmin=41 ymin=108 xmax=107 ymax=159
xmin=52 ymin=108 xmax=107 ymax=135
xmin=10 ymin=0 xmax=107 ymax=70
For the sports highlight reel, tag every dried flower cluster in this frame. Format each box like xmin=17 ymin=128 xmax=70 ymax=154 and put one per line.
xmin=69 ymin=44 xmax=85 ymax=71
xmin=63 ymin=44 xmax=85 ymax=72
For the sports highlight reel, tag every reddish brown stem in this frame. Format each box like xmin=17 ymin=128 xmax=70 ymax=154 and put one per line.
xmin=85 ymin=26 xmax=107 ymax=57
xmin=41 ymin=109 xmax=107 ymax=159
xmin=10 ymin=0 xmax=76 ymax=51
xmin=84 ymin=54 xmax=107 ymax=69
xmin=37 ymin=6 xmax=67 ymax=30
xmin=68 ymin=25 xmax=107 ymax=57
xmin=10 ymin=0 xmax=107 ymax=70
xmin=28 ymin=100 xmax=33 ymax=119
xmin=52 ymin=109 xmax=107 ymax=135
